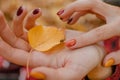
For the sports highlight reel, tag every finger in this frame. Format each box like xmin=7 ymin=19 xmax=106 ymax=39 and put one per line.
xmin=30 ymin=44 xmax=104 ymax=80
xmin=22 ymin=8 xmax=41 ymax=41
xmin=30 ymin=67 xmax=83 ymax=80
xmin=57 ymin=4 xmax=74 ymax=21
xmin=57 ymin=1 xmax=78 ymax=21
xmin=57 ymin=0 xmax=93 ymax=20
xmin=65 ymin=19 xmax=120 ymax=49
xmin=12 ymin=6 xmax=27 ymax=37
xmin=67 ymin=12 xmax=87 ymax=25
xmin=103 ymin=38 xmax=120 ymax=67
xmin=103 ymin=50 xmax=120 ymax=67
xmin=0 ymin=11 xmax=30 ymax=51
xmin=60 ymin=15 xmax=70 ymax=22
xmin=24 ymin=8 xmax=42 ymax=30
xmin=0 ymin=38 xmax=51 ymax=67
xmin=61 ymin=11 xmax=86 ymax=24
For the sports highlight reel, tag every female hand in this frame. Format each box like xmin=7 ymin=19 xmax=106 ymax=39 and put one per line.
xmin=0 ymin=6 xmax=107 ymax=80
xmin=57 ymin=0 xmax=120 ymax=67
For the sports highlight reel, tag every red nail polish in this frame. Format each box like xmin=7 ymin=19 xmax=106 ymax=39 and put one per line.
xmin=17 ymin=6 xmax=23 ymax=16
xmin=65 ymin=39 xmax=76 ymax=47
xmin=60 ymin=18 xmax=63 ymax=20
xmin=57 ymin=10 xmax=64 ymax=15
xmin=67 ymin=18 xmax=73 ymax=24
xmin=33 ymin=8 xmax=39 ymax=15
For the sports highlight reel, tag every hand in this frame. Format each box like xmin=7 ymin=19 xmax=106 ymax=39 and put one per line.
xmin=0 ymin=6 xmax=106 ymax=80
xmin=57 ymin=0 xmax=120 ymax=66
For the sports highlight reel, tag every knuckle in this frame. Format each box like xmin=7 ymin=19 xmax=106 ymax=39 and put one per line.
xmin=94 ymin=28 xmax=104 ymax=40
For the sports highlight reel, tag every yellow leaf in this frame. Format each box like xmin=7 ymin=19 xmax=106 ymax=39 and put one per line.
xmin=28 ymin=25 xmax=65 ymax=52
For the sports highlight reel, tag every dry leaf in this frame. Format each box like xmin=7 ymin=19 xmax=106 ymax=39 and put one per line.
xmin=28 ymin=25 xmax=65 ymax=52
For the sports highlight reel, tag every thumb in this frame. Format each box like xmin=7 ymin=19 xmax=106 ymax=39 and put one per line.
xmin=30 ymin=67 xmax=83 ymax=80
xmin=103 ymin=50 xmax=120 ymax=67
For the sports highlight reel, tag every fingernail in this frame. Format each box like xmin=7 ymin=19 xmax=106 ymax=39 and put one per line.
xmin=33 ymin=8 xmax=39 ymax=15
xmin=30 ymin=72 xmax=46 ymax=79
xmin=60 ymin=18 xmax=63 ymax=20
xmin=17 ymin=6 xmax=23 ymax=16
xmin=57 ymin=9 xmax=64 ymax=15
xmin=67 ymin=18 xmax=73 ymax=24
xmin=65 ymin=39 xmax=76 ymax=47
xmin=104 ymin=58 xmax=114 ymax=67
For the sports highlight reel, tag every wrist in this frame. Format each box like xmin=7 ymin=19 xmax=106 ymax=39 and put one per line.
xmin=92 ymin=0 xmax=120 ymax=22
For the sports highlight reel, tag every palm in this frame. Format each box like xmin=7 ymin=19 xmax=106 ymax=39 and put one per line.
xmin=1 ymin=27 xmax=103 ymax=80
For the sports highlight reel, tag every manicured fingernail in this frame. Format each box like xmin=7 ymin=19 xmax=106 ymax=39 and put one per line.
xmin=67 ymin=18 xmax=73 ymax=24
xmin=65 ymin=39 xmax=76 ymax=47
xmin=57 ymin=9 xmax=64 ymax=15
xmin=33 ymin=8 xmax=39 ymax=15
xmin=104 ymin=58 xmax=114 ymax=67
xmin=17 ymin=6 xmax=23 ymax=16
xmin=60 ymin=18 xmax=63 ymax=20
xmin=30 ymin=72 xmax=45 ymax=79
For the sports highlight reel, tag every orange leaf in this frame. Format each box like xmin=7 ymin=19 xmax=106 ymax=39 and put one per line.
xmin=28 ymin=25 xmax=65 ymax=52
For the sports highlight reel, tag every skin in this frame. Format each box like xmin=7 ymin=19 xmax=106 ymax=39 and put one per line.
xmin=0 ymin=6 xmax=108 ymax=80
xmin=57 ymin=0 xmax=120 ymax=66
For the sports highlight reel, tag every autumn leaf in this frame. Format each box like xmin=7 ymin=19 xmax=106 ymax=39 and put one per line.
xmin=28 ymin=25 xmax=65 ymax=52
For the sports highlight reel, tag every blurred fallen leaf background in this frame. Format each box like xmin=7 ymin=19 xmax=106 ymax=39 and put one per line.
xmin=0 ymin=0 xmax=105 ymax=32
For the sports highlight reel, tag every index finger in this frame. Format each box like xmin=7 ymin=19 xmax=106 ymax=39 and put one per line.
xmin=0 ymin=38 xmax=50 ymax=68
xmin=0 ymin=11 xmax=30 ymax=51
xmin=66 ymin=18 xmax=120 ymax=49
